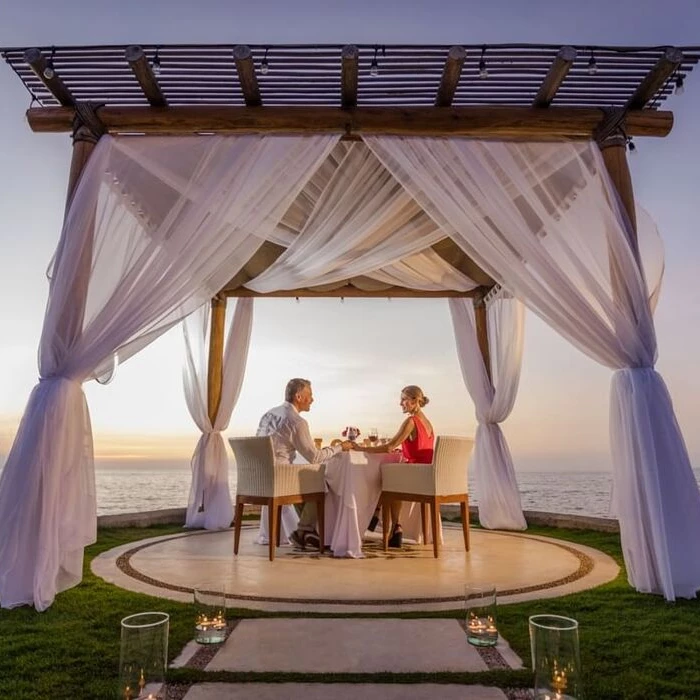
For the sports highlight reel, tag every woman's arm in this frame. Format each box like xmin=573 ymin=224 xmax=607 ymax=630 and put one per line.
xmin=356 ymin=417 xmax=414 ymax=453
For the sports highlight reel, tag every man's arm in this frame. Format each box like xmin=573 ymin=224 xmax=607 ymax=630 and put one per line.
xmin=292 ymin=418 xmax=350 ymax=463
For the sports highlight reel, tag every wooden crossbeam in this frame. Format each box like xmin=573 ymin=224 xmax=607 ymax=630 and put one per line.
xmin=25 ymin=105 xmax=675 ymax=139
xmin=533 ymin=46 xmax=577 ymax=108
xmin=435 ymin=46 xmax=467 ymax=107
xmin=125 ymin=45 xmax=167 ymax=107
xmin=431 ymin=239 xmax=495 ymax=287
xmin=626 ymin=47 xmax=683 ymax=110
xmin=233 ymin=45 xmax=262 ymax=107
xmin=23 ymin=48 xmax=74 ymax=106
xmin=223 ymin=285 xmax=478 ymax=298
xmin=341 ymin=45 xmax=359 ymax=109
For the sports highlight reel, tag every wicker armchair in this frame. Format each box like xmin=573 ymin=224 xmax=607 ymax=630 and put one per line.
xmin=380 ymin=436 xmax=474 ymax=558
xmin=228 ymin=436 xmax=325 ymax=561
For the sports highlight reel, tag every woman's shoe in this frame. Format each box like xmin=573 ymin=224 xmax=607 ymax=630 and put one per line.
xmin=388 ymin=524 xmax=403 ymax=549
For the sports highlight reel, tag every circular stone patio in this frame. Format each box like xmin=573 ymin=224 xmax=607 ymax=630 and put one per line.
xmin=92 ymin=522 xmax=619 ymax=612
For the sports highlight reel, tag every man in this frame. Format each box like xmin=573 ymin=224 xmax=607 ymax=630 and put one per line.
xmin=256 ymin=378 xmax=353 ymax=550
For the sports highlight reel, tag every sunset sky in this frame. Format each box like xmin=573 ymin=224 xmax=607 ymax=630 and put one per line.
xmin=0 ymin=0 xmax=699 ymax=473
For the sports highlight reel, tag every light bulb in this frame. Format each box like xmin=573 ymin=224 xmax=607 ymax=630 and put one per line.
xmin=588 ymin=55 xmax=597 ymax=75
xmin=260 ymin=59 xmax=269 ymax=75
xmin=479 ymin=59 xmax=488 ymax=79
xmin=152 ymin=56 xmax=161 ymax=77
xmin=370 ymin=58 xmax=379 ymax=77
xmin=675 ymin=75 xmax=684 ymax=96
xmin=42 ymin=63 xmax=55 ymax=80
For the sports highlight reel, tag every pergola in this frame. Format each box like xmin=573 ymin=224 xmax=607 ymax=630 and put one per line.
xmin=2 ymin=42 xmax=700 ymax=610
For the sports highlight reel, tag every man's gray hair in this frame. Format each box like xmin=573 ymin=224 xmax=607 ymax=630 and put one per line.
xmin=285 ymin=378 xmax=311 ymax=403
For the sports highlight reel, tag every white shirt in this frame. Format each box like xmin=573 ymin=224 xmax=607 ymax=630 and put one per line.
xmin=256 ymin=402 xmax=342 ymax=465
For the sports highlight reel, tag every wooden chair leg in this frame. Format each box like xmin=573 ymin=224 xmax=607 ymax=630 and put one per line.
xmin=233 ymin=498 xmax=245 ymax=555
xmin=430 ymin=498 xmax=440 ymax=558
xmin=269 ymin=499 xmax=278 ymax=562
xmin=382 ymin=495 xmax=391 ymax=552
xmin=460 ymin=498 xmax=470 ymax=552
xmin=420 ymin=502 xmax=429 ymax=545
xmin=317 ymin=494 xmax=325 ymax=554
xmin=276 ymin=505 xmax=283 ymax=547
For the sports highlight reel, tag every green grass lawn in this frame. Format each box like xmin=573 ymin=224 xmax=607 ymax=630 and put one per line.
xmin=0 ymin=524 xmax=698 ymax=699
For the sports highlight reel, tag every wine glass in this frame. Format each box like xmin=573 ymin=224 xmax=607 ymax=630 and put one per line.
xmin=369 ymin=428 xmax=378 ymax=445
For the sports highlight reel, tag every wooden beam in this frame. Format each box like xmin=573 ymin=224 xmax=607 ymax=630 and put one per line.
xmin=532 ymin=46 xmax=577 ymax=108
xmin=233 ymin=45 xmax=262 ymax=107
xmin=431 ymin=239 xmax=495 ymax=287
xmin=125 ymin=45 xmax=167 ymax=107
xmin=626 ymin=47 xmax=683 ymax=110
xmin=207 ymin=295 xmax=227 ymax=423
xmin=23 ymin=48 xmax=74 ymax=106
xmin=341 ymin=45 xmax=359 ymax=109
xmin=599 ymin=133 xmax=639 ymax=260
xmin=220 ymin=241 xmax=286 ymax=293
xmin=25 ymin=105 xmax=675 ymax=139
xmin=435 ymin=46 xmax=466 ymax=107
xmin=224 ymin=285 xmax=478 ymax=298
xmin=474 ymin=298 xmax=492 ymax=383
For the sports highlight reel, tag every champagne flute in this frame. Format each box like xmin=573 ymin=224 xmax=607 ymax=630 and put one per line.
xmin=369 ymin=427 xmax=378 ymax=445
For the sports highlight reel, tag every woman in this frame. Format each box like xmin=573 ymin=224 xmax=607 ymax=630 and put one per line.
xmin=355 ymin=385 xmax=434 ymax=547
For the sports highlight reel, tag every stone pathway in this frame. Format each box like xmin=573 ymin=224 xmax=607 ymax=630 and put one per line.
xmin=168 ymin=618 xmax=526 ymax=700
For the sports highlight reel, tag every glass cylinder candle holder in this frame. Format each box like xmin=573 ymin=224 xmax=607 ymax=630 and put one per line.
xmin=194 ymin=586 xmax=227 ymax=645
xmin=118 ymin=612 xmax=169 ymax=699
xmin=529 ymin=614 xmax=581 ymax=700
xmin=464 ymin=584 xmax=498 ymax=646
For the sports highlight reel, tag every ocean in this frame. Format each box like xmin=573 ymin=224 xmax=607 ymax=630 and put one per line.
xmin=96 ymin=467 xmax=630 ymax=519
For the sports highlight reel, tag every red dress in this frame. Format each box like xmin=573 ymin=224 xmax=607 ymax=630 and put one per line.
xmin=401 ymin=416 xmax=434 ymax=464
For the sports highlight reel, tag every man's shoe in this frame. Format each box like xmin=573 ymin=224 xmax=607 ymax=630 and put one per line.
xmin=289 ymin=530 xmax=306 ymax=550
xmin=304 ymin=531 xmax=321 ymax=551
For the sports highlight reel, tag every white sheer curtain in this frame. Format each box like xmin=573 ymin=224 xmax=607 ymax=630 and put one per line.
xmin=449 ymin=293 xmax=527 ymax=530
xmin=0 ymin=133 xmax=339 ymax=610
xmin=247 ymin=142 xmax=476 ymax=293
xmin=366 ymin=136 xmax=700 ymax=600
xmin=183 ymin=298 xmax=254 ymax=530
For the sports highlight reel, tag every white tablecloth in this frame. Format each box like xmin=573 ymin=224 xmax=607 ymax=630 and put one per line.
xmin=256 ymin=450 xmax=442 ymax=558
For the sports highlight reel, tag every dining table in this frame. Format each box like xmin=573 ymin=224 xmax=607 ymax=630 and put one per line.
xmin=256 ymin=448 xmax=442 ymax=558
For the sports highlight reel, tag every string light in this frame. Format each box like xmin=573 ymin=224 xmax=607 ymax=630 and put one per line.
xmin=478 ymin=46 xmax=488 ymax=79
xmin=587 ymin=49 xmax=597 ymax=75
xmin=42 ymin=47 xmax=56 ymax=80
xmin=627 ymin=137 xmax=637 ymax=155
xmin=370 ymin=46 xmax=379 ymax=77
xmin=152 ymin=47 xmax=161 ymax=77
xmin=675 ymin=73 xmax=685 ymax=96
xmin=260 ymin=47 xmax=270 ymax=75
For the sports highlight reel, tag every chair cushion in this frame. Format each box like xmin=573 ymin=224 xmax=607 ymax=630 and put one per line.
xmin=381 ymin=462 xmax=436 ymax=496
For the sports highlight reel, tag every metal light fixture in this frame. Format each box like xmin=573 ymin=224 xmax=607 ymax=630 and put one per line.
xmin=479 ymin=46 xmax=488 ymax=79
xmin=587 ymin=49 xmax=597 ymax=75
xmin=42 ymin=47 xmax=56 ymax=80
xmin=370 ymin=46 xmax=379 ymax=77
xmin=152 ymin=47 xmax=161 ymax=77
xmin=260 ymin=47 xmax=270 ymax=75
xmin=675 ymin=73 xmax=685 ymax=95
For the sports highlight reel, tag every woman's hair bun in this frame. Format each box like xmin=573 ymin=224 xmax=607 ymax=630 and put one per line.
xmin=421 ymin=395 xmax=430 ymax=406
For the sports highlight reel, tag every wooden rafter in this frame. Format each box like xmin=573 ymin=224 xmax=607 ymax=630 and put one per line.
xmin=125 ymin=45 xmax=167 ymax=107
xmin=25 ymin=105 xmax=674 ymax=138
xmin=532 ymin=46 xmax=577 ymax=108
xmin=435 ymin=46 xmax=466 ymax=107
xmin=431 ymin=239 xmax=495 ymax=287
xmin=233 ymin=45 xmax=262 ymax=107
xmin=627 ymin=47 xmax=683 ymax=110
xmin=23 ymin=48 xmax=74 ymax=106
xmin=341 ymin=45 xmax=359 ymax=109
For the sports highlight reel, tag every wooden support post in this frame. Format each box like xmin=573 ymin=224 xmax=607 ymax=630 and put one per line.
xmin=599 ymin=131 xmax=639 ymax=261
xmin=233 ymin=45 xmax=262 ymax=107
xmin=435 ymin=46 xmax=466 ymax=107
xmin=341 ymin=45 xmax=359 ymax=109
xmin=474 ymin=297 xmax=492 ymax=383
xmin=207 ymin=295 xmax=227 ymax=424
